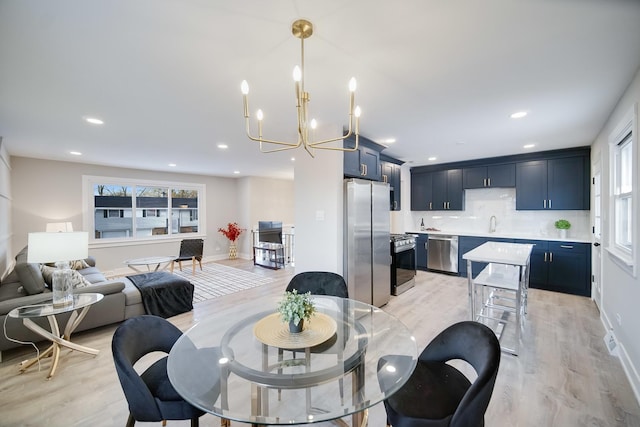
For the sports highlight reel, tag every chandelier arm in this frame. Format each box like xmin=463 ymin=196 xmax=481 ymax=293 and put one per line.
xmin=245 ymin=118 xmax=301 ymax=147
xmin=258 ymin=142 xmax=307 ymax=154
xmin=308 ymin=134 xmax=359 ymax=152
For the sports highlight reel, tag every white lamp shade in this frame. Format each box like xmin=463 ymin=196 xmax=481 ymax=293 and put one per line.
xmin=27 ymin=232 xmax=89 ymax=263
xmin=46 ymin=222 xmax=74 ymax=232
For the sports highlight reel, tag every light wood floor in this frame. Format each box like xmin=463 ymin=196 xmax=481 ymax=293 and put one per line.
xmin=1 ymin=259 xmax=639 ymax=427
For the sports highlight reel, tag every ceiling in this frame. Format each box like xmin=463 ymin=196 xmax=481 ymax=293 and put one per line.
xmin=1 ymin=1 xmax=640 ymax=180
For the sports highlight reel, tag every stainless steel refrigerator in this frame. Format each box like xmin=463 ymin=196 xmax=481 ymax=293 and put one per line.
xmin=344 ymin=178 xmax=391 ymax=307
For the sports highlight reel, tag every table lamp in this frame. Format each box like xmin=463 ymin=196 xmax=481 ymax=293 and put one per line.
xmin=45 ymin=222 xmax=73 ymax=232
xmin=27 ymin=232 xmax=89 ymax=307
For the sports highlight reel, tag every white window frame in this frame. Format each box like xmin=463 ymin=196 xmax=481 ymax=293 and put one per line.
xmin=607 ymin=103 xmax=637 ymax=277
xmin=83 ymin=175 xmax=206 ymax=247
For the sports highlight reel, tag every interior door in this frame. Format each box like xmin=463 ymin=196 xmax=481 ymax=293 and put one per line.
xmin=592 ymin=158 xmax=602 ymax=310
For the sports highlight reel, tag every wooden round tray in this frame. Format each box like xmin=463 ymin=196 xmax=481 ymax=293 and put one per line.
xmin=253 ymin=312 xmax=337 ymax=349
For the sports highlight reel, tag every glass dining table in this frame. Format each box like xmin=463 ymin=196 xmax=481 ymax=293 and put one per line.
xmin=167 ymin=295 xmax=417 ymax=426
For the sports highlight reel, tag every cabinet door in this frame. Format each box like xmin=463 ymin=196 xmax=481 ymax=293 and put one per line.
xmin=411 ymin=172 xmax=433 ymax=211
xmin=391 ymin=164 xmax=401 ymax=210
xmin=361 ymin=146 xmax=381 ymax=180
xmin=344 ymin=148 xmax=363 ymax=178
xmin=516 ymin=239 xmax=548 ymax=288
xmin=432 ymin=170 xmax=448 ymax=210
xmin=487 ymin=163 xmax=515 ymax=187
xmin=447 ymin=169 xmax=464 ymax=210
xmin=463 ymin=166 xmax=487 ymax=189
xmin=516 ymin=160 xmax=547 ymax=210
xmin=548 ymin=157 xmax=588 ymax=210
xmin=547 ymin=242 xmax=590 ymax=296
xmin=380 ymin=161 xmax=393 ymax=184
xmin=416 ymin=234 xmax=429 ymax=270
xmin=458 ymin=236 xmax=488 ymax=278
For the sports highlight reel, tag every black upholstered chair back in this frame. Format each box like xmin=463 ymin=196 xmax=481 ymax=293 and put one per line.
xmin=423 ymin=321 xmax=500 ymax=427
xmin=177 ymin=239 xmax=204 ymax=261
xmin=112 ymin=315 xmax=204 ymax=426
xmin=285 ymin=271 xmax=348 ymax=298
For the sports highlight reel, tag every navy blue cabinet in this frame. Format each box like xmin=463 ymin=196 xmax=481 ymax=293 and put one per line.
xmin=381 ymin=160 xmax=401 ymax=210
xmin=432 ymin=169 xmax=464 ymax=210
xmin=516 ymin=156 xmax=589 ymax=210
xmin=416 ymin=233 xmax=429 ymax=270
xmin=463 ymin=163 xmax=515 ymax=189
xmin=514 ymin=239 xmax=591 ymax=297
xmin=344 ymin=136 xmax=382 ymax=181
xmin=411 ymin=172 xmax=434 ymax=211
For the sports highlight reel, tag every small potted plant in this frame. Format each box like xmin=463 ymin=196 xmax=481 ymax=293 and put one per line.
xmin=555 ymin=219 xmax=571 ymax=239
xmin=277 ymin=289 xmax=316 ymax=333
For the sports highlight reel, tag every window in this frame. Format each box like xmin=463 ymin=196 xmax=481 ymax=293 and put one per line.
xmin=84 ymin=176 xmax=205 ymax=243
xmin=608 ymin=104 xmax=637 ymax=273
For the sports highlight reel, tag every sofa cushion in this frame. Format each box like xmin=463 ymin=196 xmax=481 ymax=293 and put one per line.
xmin=14 ymin=262 xmax=46 ymax=296
xmin=78 ymin=267 xmax=107 ymax=284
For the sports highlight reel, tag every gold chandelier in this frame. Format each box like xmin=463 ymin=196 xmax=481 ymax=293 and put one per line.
xmin=241 ymin=19 xmax=360 ymax=157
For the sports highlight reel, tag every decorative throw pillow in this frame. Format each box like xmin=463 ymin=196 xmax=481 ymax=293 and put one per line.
xmin=40 ymin=265 xmax=92 ymax=288
xmin=45 ymin=259 xmax=90 ymax=270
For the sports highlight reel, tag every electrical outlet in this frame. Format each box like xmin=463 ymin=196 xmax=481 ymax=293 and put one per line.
xmin=616 ymin=313 xmax=622 ymax=326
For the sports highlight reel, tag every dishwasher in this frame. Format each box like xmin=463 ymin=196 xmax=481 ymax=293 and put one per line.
xmin=427 ymin=235 xmax=459 ymax=274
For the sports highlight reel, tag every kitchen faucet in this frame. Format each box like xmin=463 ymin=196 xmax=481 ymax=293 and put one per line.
xmin=489 ymin=215 xmax=497 ymax=233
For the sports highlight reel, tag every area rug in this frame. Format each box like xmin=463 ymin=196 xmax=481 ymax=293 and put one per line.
xmin=172 ymin=262 xmax=275 ymax=303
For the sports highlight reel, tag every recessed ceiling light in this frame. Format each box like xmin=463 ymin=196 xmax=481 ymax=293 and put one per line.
xmin=428 ymin=157 xmax=437 ymax=161
xmin=383 ymin=138 xmax=396 ymax=144
xmin=455 ymin=140 xmax=465 ymax=145
xmin=83 ymin=116 xmax=104 ymax=125
xmin=291 ymin=157 xmax=295 ymax=161
xmin=510 ymin=111 xmax=528 ymax=119
xmin=70 ymin=151 xmax=82 ymax=156
xmin=168 ymin=163 xmax=177 ymax=167
xmin=217 ymin=143 xmax=228 ymax=149
xmin=233 ymin=170 xmax=240 ymax=174
xmin=523 ymin=144 xmax=536 ymax=149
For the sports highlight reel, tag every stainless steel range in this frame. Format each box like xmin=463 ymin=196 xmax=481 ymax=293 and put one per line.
xmin=390 ymin=234 xmax=417 ymax=295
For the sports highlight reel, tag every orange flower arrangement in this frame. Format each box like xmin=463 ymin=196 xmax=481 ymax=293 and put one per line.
xmin=218 ymin=222 xmax=245 ymax=242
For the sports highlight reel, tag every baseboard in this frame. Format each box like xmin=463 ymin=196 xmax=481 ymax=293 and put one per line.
xmin=600 ymin=311 xmax=640 ymax=407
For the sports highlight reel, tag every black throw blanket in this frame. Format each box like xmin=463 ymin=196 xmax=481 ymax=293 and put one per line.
xmin=127 ymin=272 xmax=194 ymax=318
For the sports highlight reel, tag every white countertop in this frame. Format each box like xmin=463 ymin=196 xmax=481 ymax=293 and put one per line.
xmin=406 ymin=229 xmax=590 ymax=244
xmin=462 ymin=241 xmax=534 ymax=266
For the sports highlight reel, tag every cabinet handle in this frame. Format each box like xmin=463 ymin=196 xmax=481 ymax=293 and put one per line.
xmin=448 ymin=202 xmax=451 ymax=209
xmin=543 ymin=200 xmax=547 ymax=208
xmin=429 ymin=202 xmax=432 ymax=210
xmin=364 ymin=164 xmax=368 ymax=176
xmin=483 ymin=178 xmax=487 ymax=187
xmin=560 ymin=245 xmax=573 ymax=249
xmin=544 ymin=252 xmax=547 ymax=262
xmin=549 ymin=199 xmax=552 ymax=209
xmin=394 ymin=201 xmax=397 ymax=209
xmin=550 ymin=252 xmax=553 ymax=262
xmin=360 ymin=164 xmax=365 ymax=176
xmin=488 ymin=178 xmax=491 ymax=187
xmin=383 ymin=174 xmax=388 ymax=183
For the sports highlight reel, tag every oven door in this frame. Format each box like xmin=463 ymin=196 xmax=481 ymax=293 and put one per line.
xmin=392 ymin=246 xmax=416 ymax=295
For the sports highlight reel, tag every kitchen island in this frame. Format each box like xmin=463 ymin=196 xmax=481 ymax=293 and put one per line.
xmin=463 ymin=241 xmax=533 ymax=355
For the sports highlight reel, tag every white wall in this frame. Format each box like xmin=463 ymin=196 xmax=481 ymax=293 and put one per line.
xmin=0 ymin=139 xmax=12 ymax=279
xmin=294 ymin=127 xmax=344 ymax=274
xmin=591 ymin=66 xmax=640 ymax=401
xmin=9 ymin=156 xmax=293 ymax=272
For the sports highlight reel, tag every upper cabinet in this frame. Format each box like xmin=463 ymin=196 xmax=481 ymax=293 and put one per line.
xmin=516 ymin=155 xmax=589 ymax=210
xmin=380 ymin=160 xmax=402 ymax=210
xmin=463 ymin=163 xmax=515 ymax=189
xmin=411 ymin=169 xmax=463 ymax=211
xmin=432 ymin=169 xmax=463 ymax=210
xmin=411 ymin=172 xmax=434 ymax=211
xmin=344 ymin=135 xmax=382 ymax=181
xmin=411 ymin=147 xmax=590 ymax=212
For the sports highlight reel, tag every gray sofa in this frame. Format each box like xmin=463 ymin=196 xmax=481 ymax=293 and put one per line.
xmin=0 ymin=246 xmax=146 ymax=360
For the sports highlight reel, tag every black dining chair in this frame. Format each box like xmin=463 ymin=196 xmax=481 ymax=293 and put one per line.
xmin=284 ymin=271 xmax=349 ymax=402
xmin=377 ymin=321 xmax=501 ymax=427
xmin=112 ymin=315 xmax=207 ymax=427
xmin=170 ymin=238 xmax=204 ymax=274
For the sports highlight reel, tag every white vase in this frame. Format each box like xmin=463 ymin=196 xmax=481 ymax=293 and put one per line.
xmin=559 ymin=229 xmax=567 ymax=239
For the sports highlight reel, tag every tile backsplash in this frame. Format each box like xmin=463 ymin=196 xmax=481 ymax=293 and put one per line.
xmin=404 ymin=188 xmax=590 ymax=240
